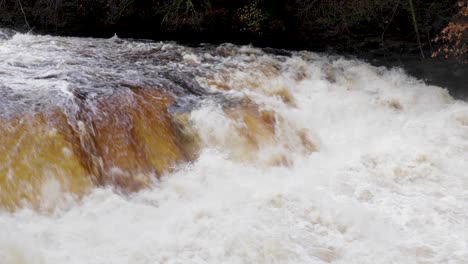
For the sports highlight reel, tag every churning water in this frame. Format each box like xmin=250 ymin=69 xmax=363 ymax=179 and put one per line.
xmin=0 ymin=29 xmax=467 ymax=263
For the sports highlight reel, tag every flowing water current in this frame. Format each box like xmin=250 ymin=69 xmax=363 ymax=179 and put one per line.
xmin=0 ymin=29 xmax=467 ymax=263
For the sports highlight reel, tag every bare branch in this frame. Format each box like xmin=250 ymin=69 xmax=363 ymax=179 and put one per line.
xmin=17 ymin=0 xmax=31 ymax=30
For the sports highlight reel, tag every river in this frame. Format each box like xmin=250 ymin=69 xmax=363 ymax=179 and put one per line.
xmin=0 ymin=29 xmax=467 ymax=263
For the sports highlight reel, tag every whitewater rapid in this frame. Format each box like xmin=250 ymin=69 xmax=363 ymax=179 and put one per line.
xmin=0 ymin=30 xmax=467 ymax=263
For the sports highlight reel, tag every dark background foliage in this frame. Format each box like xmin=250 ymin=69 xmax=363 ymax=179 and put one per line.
xmin=0 ymin=0 xmax=463 ymax=55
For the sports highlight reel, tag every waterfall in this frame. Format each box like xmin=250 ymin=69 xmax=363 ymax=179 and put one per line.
xmin=0 ymin=30 xmax=467 ymax=263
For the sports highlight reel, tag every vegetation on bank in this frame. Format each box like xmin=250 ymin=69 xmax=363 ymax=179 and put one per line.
xmin=0 ymin=0 xmax=466 ymax=59
xmin=431 ymin=1 xmax=467 ymax=61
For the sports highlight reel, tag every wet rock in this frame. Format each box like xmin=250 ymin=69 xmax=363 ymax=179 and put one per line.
xmin=69 ymin=88 xmax=198 ymax=192
xmin=0 ymin=111 xmax=92 ymax=211
xmin=0 ymin=87 xmax=201 ymax=209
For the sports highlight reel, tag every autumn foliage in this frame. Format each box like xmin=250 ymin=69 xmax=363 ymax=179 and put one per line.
xmin=432 ymin=1 xmax=468 ymax=61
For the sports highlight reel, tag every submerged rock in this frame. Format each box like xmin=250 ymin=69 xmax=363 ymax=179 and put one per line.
xmin=0 ymin=111 xmax=92 ymax=210
xmin=0 ymin=88 xmax=202 ymax=209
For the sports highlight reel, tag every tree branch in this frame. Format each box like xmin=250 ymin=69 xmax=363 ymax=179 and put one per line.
xmin=408 ymin=0 xmax=425 ymax=58
xmin=17 ymin=0 xmax=31 ymax=30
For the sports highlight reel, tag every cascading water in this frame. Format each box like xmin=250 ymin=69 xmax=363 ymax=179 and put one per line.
xmin=0 ymin=29 xmax=467 ymax=263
